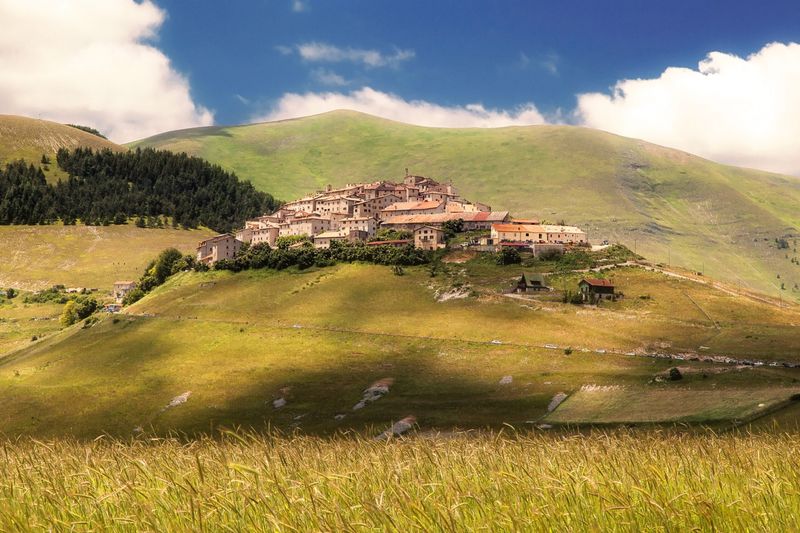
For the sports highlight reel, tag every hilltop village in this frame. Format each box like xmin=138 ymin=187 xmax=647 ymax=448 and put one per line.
xmin=196 ymin=172 xmax=588 ymax=265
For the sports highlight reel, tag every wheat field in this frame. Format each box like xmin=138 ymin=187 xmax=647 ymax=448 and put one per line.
xmin=1 ymin=429 xmax=798 ymax=531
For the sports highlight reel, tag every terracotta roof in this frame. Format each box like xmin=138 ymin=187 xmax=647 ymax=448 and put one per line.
xmin=581 ymin=278 xmax=614 ymax=287
xmin=382 ymin=201 xmax=442 ymax=211
xmin=381 ymin=211 xmax=509 ymax=225
xmin=511 ymin=218 xmax=541 ymax=225
xmin=366 ymin=239 xmax=412 ymax=246
xmin=492 ymin=224 xmax=541 ymax=233
xmin=198 ymin=233 xmax=236 ymax=245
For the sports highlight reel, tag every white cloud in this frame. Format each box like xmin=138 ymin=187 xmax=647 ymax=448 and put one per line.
xmin=311 ymin=69 xmax=350 ymax=87
xmin=291 ymin=42 xmax=415 ymax=68
xmin=0 ymin=0 xmax=212 ymax=143
xmin=576 ymin=42 xmax=800 ymax=176
xmin=253 ymin=87 xmax=546 ymax=128
xmin=290 ymin=0 xmax=308 ymax=13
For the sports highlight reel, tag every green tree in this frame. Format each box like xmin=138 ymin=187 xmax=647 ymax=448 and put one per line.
xmin=496 ymin=247 xmax=522 ymax=265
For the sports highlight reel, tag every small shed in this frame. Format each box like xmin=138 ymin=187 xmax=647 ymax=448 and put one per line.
xmin=517 ymin=272 xmax=548 ymax=292
xmin=578 ymin=278 xmax=615 ymax=301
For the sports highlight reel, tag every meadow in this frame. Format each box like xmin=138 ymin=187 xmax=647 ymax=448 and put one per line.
xmin=3 ymin=258 xmax=800 ymax=437
xmin=0 ymin=224 xmax=215 ymax=291
xmin=2 ymin=430 xmax=800 ymax=531
xmin=131 ymin=110 xmax=800 ymax=300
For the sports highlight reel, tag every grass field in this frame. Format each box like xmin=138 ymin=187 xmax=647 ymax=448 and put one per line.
xmin=0 ymin=115 xmax=123 ymax=182
xmin=2 ymin=258 xmax=800 ymax=437
xmin=3 ymin=431 xmax=800 ymax=530
xmin=0 ymin=298 xmax=62 ymax=357
xmin=0 ymin=224 xmax=215 ymax=291
xmin=130 ymin=110 xmax=800 ymax=300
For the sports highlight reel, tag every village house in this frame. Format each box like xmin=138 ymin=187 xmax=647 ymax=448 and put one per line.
xmin=280 ymin=214 xmax=336 ymax=237
xmin=490 ymin=223 xmax=587 ymax=245
xmin=381 ymin=211 xmax=510 ymax=232
xmin=236 ymin=223 xmax=280 ymax=247
xmin=339 ymin=216 xmax=377 ymax=237
xmin=578 ymin=278 xmax=616 ymax=302
xmin=315 ymin=195 xmax=362 ymax=216
xmin=197 ymin=234 xmax=243 ymax=265
xmin=413 ymin=225 xmax=447 ymax=250
xmin=379 ymin=200 xmax=446 ymax=221
xmin=516 ymin=272 xmax=548 ymax=292
xmin=352 ymin=193 xmax=403 ymax=219
xmin=113 ymin=280 xmax=137 ymax=303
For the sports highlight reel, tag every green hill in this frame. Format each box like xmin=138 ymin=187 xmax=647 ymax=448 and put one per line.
xmin=2 ymin=256 xmax=799 ymax=438
xmin=0 ymin=224 xmax=215 ymax=291
xmin=0 ymin=115 xmax=124 ymax=182
xmin=131 ymin=110 xmax=800 ymax=300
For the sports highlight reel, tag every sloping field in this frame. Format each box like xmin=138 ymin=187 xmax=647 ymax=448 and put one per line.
xmin=545 ymin=387 xmax=796 ymax=424
xmin=0 ymin=115 xmax=124 ymax=182
xmin=131 ymin=110 xmax=800 ymax=300
xmin=0 ymin=225 xmax=215 ymax=291
xmin=2 ymin=261 xmax=799 ymax=437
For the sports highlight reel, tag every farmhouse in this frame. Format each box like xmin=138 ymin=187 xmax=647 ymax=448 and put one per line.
xmin=491 ymin=224 xmax=587 ymax=245
xmin=113 ymin=280 xmax=137 ymax=303
xmin=413 ymin=225 xmax=446 ymax=250
xmin=516 ymin=272 xmax=548 ymax=292
xmin=197 ymin=234 xmax=243 ymax=265
xmin=579 ymin=278 xmax=615 ymax=301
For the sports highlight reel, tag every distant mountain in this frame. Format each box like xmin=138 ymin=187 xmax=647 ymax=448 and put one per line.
xmin=131 ymin=110 xmax=800 ymax=299
xmin=0 ymin=115 xmax=123 ymax=182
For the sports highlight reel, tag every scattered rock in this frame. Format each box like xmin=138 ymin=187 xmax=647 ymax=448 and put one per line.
xmin=334 ymin=414 xmax=346 ymax=420
xmin=162 ymin=391 xmax=191 ymax=411
xmin=436 ymin=287 xmax=470 ymax=302
xmin=375 ymin=415 xmax=416 ymax=440
xmin=499 ymin=375 xmax=513 ymax=385
xmin=273 ymin=398 xmax=287 ymax=409
xmin=547 ymin=392 xmax=568 ymax=412
xmin=132 ymin=426 xmax=143 ymax=434
xmin=293 ymin=414 xmax=306 ymax=420
xmin=537 ymin=423 xmax=553 ymax=430
xmin=354 ymin=377 xmax=394 ymax=409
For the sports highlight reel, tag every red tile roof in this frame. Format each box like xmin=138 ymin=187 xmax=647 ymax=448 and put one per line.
xmin=366 ymin=239 xmax=412 ymax=246
xmin=581 ymin=278 xmax=614 ymax=287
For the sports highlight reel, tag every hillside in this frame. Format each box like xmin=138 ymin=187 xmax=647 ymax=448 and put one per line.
xmin=131 ymin=110 xmax=800 ymax=300
xmin=0 ymin=224 xmax=215 ymax=291
xmin=0 ymin=115 xmax=124 ymax=181
xmin=2 ymin=256 xmax=800 ymax=438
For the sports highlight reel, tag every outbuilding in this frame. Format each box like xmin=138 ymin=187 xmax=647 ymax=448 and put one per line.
xmin=516 ymin=272 xmax=548 ymax=292
xmin=578 ymin=278 xmax=615 ymax=301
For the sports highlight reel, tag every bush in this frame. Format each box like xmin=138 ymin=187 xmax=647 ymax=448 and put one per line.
xmin=60 ymin=296 xmax=98 ymax=326
xmin=5 ymin=288 xmax=17 ymax=299
xmin=668 ymin=367 xmax=683 ymax=381
xmin=496 ymin=247 xmax=522 ymax=265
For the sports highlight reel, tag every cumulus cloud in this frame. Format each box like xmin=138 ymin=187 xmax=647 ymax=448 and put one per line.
xmin=311 ymin=69 xmax=350 ymax=87
xmin=576 ymin=42 xmax=800 ymax=176
xmin=0 ymin=0 xmax=212 ymax=143
xmin=290 ymin=0 xmax=308 ymax=13
xmin=253 ymin=87 xmax=546 ymax=127
xmin=288 ymin=42 xmax=415 ymax=68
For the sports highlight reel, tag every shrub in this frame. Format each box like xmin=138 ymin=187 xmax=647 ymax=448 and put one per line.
xmin=60 ymin=296 xmax=98 ymax=326
xmin=5 ymin=288 xmax=17 ymax=299
xmin=668 ymin=367 xmax=683 ymax=381
xmin=496 ymin=247 xmax=522 ymax=265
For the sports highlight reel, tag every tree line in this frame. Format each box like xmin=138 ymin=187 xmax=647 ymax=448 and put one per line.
xmin=0 ymin=147 xmax=278 ymax=232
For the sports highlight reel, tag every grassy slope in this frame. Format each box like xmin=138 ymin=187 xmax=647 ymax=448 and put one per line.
xmin=0 ymin=115 xmax=124 ymax=182
xmin=131 ymin=110 xmax=800 ymax=300
xmin=2 ymin=260 xmax=799 ymax=437
xmin=0 ymin=225 xmax=215 ymax=291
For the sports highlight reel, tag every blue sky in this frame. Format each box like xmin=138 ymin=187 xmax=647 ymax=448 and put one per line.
xmin=2 ymin=0 xmax=800 ymax=174
xmin=154 ymin=0 xmax=800 ymax=126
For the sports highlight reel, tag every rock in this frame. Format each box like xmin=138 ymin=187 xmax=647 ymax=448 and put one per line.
xmin=162 ymin=391 xmax=191 ymax=411
xmin=547 ymin=392 xmax=568 ymax=412
xmin=499 ymin=375 xmax=513 ymax=385
xmin=273 ymin=398 xmax=287 ymax=409
xmin=537 ymin=424 xmax=553 ymax=430
xmin=334 ymin=414 xmax=346 ymax=420
xmin=352 ymin=401 xmax=366 ymax=410
xmin=375 ymin=415 xmax=417 ymax=440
